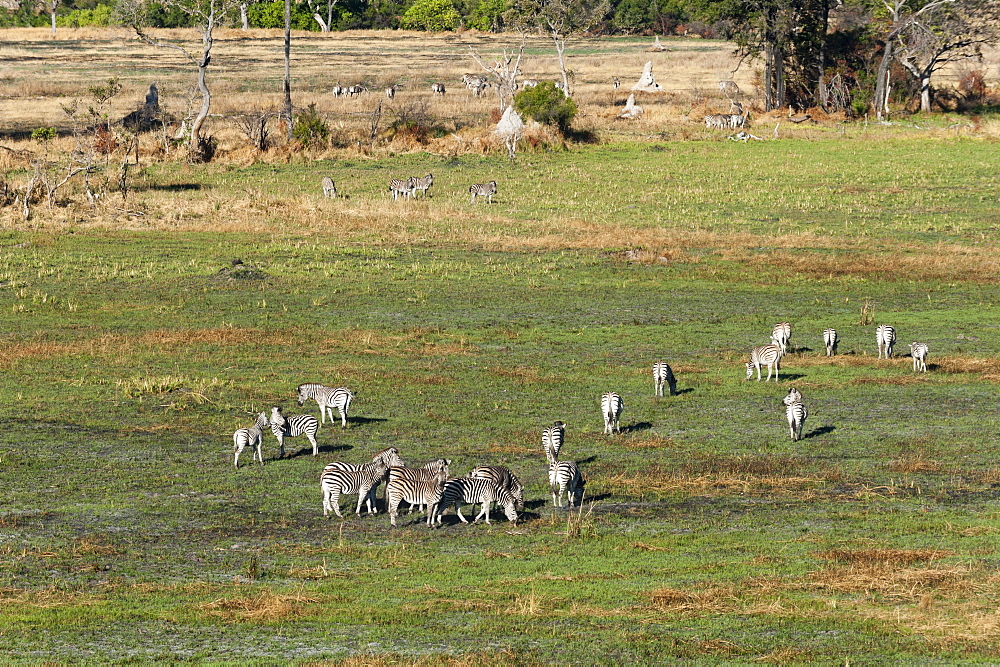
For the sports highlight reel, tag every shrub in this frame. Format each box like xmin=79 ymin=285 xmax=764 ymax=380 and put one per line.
xmin=292 ymin=103 xmax=329 ymax=147
xmin=514 ymin=81 xmax=577 ymax=134
xmin=400 ymin=0 xmax=459 ymax=31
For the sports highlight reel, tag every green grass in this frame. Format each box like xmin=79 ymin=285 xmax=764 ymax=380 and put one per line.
xmin=3 ymin=135 xmax=1000 ymax=661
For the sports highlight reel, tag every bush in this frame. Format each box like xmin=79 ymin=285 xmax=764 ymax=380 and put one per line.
xmin=514 ymin=81 xmax=577 ymax=134
xmin=58 ymin=4 xmax=113 ymax=27
xmin=292 ymin=103 xmax=329 ymax=147
xmin=400 ymin=0 xmax=459 ymax=31
xmin=247 ymin=0 xmax=316 ymax=29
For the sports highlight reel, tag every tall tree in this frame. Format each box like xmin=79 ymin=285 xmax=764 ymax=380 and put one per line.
xmin=284 ymin=0 xmax=292 ymax=142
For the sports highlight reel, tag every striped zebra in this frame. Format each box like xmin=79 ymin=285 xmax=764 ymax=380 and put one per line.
xmin=233 ymin=412 xmax=268 ymax=468
xmin=522 ymin=79 xmax=540 ymax=89
xmin=910 ymin=342 xmax=929 ymax=372
xmin=269 ymin=406 xmax=320 ymax=458
xmin=877 ymin=325 xmax=896 ymax=359
xmin=746 ymin=344 xmax=782 ymax=382
xmin=542 ymin=420 xmax=565 ymax=464
xmin=612 ymin=76 xmax=620 ymax=90
xmin=782 ymin=386 xmax=802 ymax=406
xmin=823 ymin=328 xmax=838 ymax=356
xmin=296 ymin=383 xmax=354 ymax=428
xmin=785 ymin=399 xmax=808 ymax=442
xmin=385 ymin=85 xmax=396 ymax=100
xmin=469 ymin=181 xmax=497 ymax=204
xmin=601 ymin=392 xmax=623 ymax=434
xmin=331 ymin=84 xmax=343 ymax=98
xmin=386 ymin=467 xmax=447 ymax=527
xmin=433 ymin=477 xmax=518 ymax=525
xmin=704 ymin=114 xmax=730 ymax=129
xmin=321 ymin=176 xmax=337 ymax=199
xmin=549 ymin=460 xmax=582 ymax=508
xmin=347 ymin=84 xmax=366 ymax=97
xmin=324 ymin=446 xmax=406 ymax=473
xmin=410 ymin=173 xmax=433 ymax=198
xmin=771 ymin=322 xmax=791 ymax=354
xmin=390 ymin=177 xmax=415 ymax=201
xmin=467 ymin=465 xmax=525 ymax=511
xmin=320 ymin=459 xmax=389 ymax=518
xmin=653 ymin=361 xmax=677 ymax=397
xmin=431 ymin=82 xmax=446 ymax=95
xmin=387 ymin=458 xmax=451 ymax=513
xmin=728 ymin=112 xmax=749 ymax=129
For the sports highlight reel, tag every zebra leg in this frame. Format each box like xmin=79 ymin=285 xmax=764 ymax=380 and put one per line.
xmin=476 ymin=501 xmax=491 ymax=524
xmin=340 ymin=409 xmax=347 ymax=429
xmin=455 ymin=503 xmax=469 ymax=524
xmin=234 ymin=444 xmax=242 ymax=469
xmin=308 ymin=433 xmax=318 ymax=457
xmin=254 ymin=442 xmax=264 ymax=465
xmin=277 ymin=435 xmax=285 ymax=459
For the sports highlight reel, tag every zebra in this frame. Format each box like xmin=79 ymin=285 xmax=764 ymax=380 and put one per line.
xmin=320 ymin=459 xmax=390 ymax=518
xmin=746 ymin=344 xmax=782 ymax=382
xmin=385 ymin=85 xmax=395 ymax=100
xmin=653 ymin=361 xmax=677 ymax=397
xmin=522 ymin=79 xmax=539 ymax=89
xmin=431 ymin=82 xmax=446 ymax=95
xmin=387 ymin=458 xmax=451 ymax=513
xmin=542 ymin=420 xmax=565 ymax=464
xmin=467 ymin=465 xmax=525 ymax=511
xmin=347 ymin=84 xmax=366 ymax=97
xmin=612 ymin=76 xmax=620 ymax=90
xmin=296 ymin=383 xmax=354 ymax=428
xmin=728 ymin=112 xmax=749 ymax=129
xmin=823 ymin=328 xmax=838 ymax=356
xmin=719 ymin=80 xmax=741 ymax=99
xmin=386 ymin=467 xmax=447 ymax=527
xmin=390 ymin=177 xmax=415 ymax=201
xmin=269 ymin=406 xmax=320 ymax=458
xmin=469 ymin=181 xmax=497 ymax=204
xmin=410 ymin=173 xmax=433 ymax=198
xmin=601 ymin=392 xmax=623 ymax=435
xmin=233 ymin=412 xmax=268 ymax=468
xmin=782 ymin=387 xmax=802 ymax=406
xmin=910 ymin=342 xmax=929 ymax=372
xmin=433 ymin=477 xmax=518 ymax=525
xmin=877 ymin=325 xmax=896 ymax=359
xmin=462 ymin=74 xmax=487 ymax=88
xmin=321 ymin=176 xmax=337 ymax=199
xmin=549 ymin=460 xmax=582 ymax=508
xmin=785 ymin=399 xmax=808 ymax=442
xmin=324 ymin=446 xmax=406 ymax=473
xmin=331 ymin=84 xmax=343 ymax=98
xmin=472 ymin=81 xmax=490 ymax=97
xmin=771 ymin=322 xmax=791 ymax=354
xmin=704 ymin=114 xmax=730 ymax=129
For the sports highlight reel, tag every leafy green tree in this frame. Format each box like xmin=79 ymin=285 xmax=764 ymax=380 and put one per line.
xmin=514 ymin=80 xmax=577 ymax=132
xmin=466 ymin=0 xmax=505 ymax=31
xmin=401 ymin=0 xmax=460 ymax=30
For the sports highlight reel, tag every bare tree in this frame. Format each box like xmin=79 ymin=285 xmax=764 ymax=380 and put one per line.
xmin=42 ymin=0 xmax=59 ymax=35
xmin=305 ymin=0 xmax=339 ymax=31
xmin=468 ymin=34 xmax=526 ymax=111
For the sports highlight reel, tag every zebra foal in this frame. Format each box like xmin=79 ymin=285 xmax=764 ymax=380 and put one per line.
xmin=269 ymin=406 xmax=320 ymax=458
xmin=390 ymin=177 xmax=415 ymax=201
xmin=910 ymin=342 xmax=929 ymax=372
xmin=233 ymin=412 xmax=268 ymax=468
xmin=653 ymin=361 xmax=676 ymax=396
xmin=601 ymin=392 xmax=623 ymax=434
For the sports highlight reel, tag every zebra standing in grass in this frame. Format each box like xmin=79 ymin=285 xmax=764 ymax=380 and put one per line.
xmin=390 ymin=177 xmax=415 ymax=201
xmin=542 ymin=421 xmax=566 ymax=464
xmin=387 ymin=458 xmax=451 ymax=514
xmin=321 ymin=459 xmax=390 ymax=518
xmin=468 ymin=465 xmax=525 ymax=511
xmin=321 ymin=176 xmax=337 ymax=198
xmin=601 ymin=392 xmax=623 ymax=434
xmin=469 ymin=181 xmax=497 ymax=204
xmin=746 ymin=344 xmax=782 ymax=382
xmin=823 ymin=328 xmax=838 ymax=356
xmin=386 ymin=467 xmax=447 ymax=527
xmin=771 ymin=322 xmax=791 ymax=354
xmin=331 ymin=84 xmax=343 ymax=98
xmin=549 ymin=460 xmax=582 ymax=508
xmin=297 ymin=383 xmax=354 ymax=428
xmin=877 ymin=325 xmax=896 ymax=359
xmin=433 ymin=477 xmax=518 ymax=525
xmin=785 ymin=397 xmax=808 ymax=442
xmin=704 ymin=114 xmax=730 ymax=129
xmin=431 ymin=82 xmax=446 ymax=95
xmin=653 ymin=361 xmax=677 ymax=397
xmin=269 ymin=406 xmax=320 ymax=458
xmin=410 ymin=173 xmax=433 ymax=198
xmin=385 ymin=85 xmax=396 ymax=100
xmin=233 ymin=412 xmax=268 ymax=468
xmin=782 ymin=387 xmax=802 ymax=406
xmin=910 ymin=342 xmax=929 ymax=372
xmin=612 ymin=76 xmax=620 ymax=90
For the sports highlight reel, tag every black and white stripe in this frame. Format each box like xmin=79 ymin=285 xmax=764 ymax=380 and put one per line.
xmin=434 ymin=477 xmax=518 ymax=525
xmin=910 ymin=342 xmax=928 ymax=372
xmin=877 ymin=325 xmax=896 ymax=359
xmin=549 ymin=460 xmax=582 ymax=508
xmin=469 ymin=181 xmax=497 ymax=204
xmin=467 ymin=465 xmax=524 ymax=511
xmin=746 ymin=344 xmax=782 ymax=382
xmin=269 ymin=406 xmax=320 ymax=457
xmin=386 ymin=468 xmax=447 ymax=526
xmin=653 ymin=361 xmax=676 ymax=397
xmin=410 ymin=173 xmax=433 ymax=198
xmin=601 ymin=392 xmax=623 ymax=434
xmin=320 ymin=460 xmax=389 ymax=518
xmin=823 ymin=328 xmax=838 ymax=356
xmin=431 ymin=82 xmax=446 ymax=95
xmin=297 ymin=383 xmax=354 ymax=428
xmin=785 ymin=399 xmax=808 ymax=442
xmin=542 ymin=421 xmax=565 ymax=464
xmin=233 ymin=412 xmax=268 ymax=468
xmin=387 ymin=458 xmax=451 ymax=513
xmin=324 ymin=446 xmax=406 ymax=474
xmin=782 ymin=387 xmax=802 ymax=406
xmin=771 ymin=322 xmax=791 ymax=354
xmin=390 ymin=177 xmax=415 ymax=200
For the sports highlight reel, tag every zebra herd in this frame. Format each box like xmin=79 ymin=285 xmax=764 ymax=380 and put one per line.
xmin=318 ymin=174 xmax=497 ymax=204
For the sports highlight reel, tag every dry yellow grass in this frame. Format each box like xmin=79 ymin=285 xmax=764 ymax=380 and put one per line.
xmin=193 ymin=588 xmax=324 ymax=622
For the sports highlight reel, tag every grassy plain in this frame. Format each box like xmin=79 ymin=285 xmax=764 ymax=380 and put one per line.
xmin=1 ymin=28 xmax=1000 ymax=663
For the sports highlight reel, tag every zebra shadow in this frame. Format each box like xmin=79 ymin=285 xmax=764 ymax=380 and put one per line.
xmin=777 ymin=373 xmax=807 ymax=381
xmin=621 ymin=422 xmax=653 ymax=434
xmin=284 ymin=443 xmax=353 ymax=459
xmin=789 ymin=346 xmax=813 ymax=354
xmin=575 ymin=455 xmax=599 ymax=465
xmin=347 ymin=416 xmax=387 ymax=427
xmin=804 ymin=425 xmax=836 ymax=439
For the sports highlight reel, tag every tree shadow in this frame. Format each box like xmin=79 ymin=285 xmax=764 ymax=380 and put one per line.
xmin=804 ymin=425 xmax=836 ymax=439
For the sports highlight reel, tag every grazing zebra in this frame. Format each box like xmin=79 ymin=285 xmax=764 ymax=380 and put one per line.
xmin=233 ymin=412 xmax=268 ymax=468
xmin=386 ymin=468 xmax=447 ymax=527
xmin=719 ymin=80 xmax=741 ymax=98
xmin=549 ymin=460 xmax=582 ymax=508
xmin=601 ymin=392 xmax=624 ymax=435
xmin=387 ymin=458 xmax=451 ymax=513
xmin=320 ymin=459 xmax=389 ymax=518
xmin=410 ymin=173 xmax=433 ymax=198
xmin=522 ymin=79 xmax=539 ymax=89
xmin=704 ymin=114 xmax=730 ymax=129
xmin=785 ymin=399 xmax=808 ymax=442
xmin=468 ymin=465 xmax=525 ymax=511
xmin=771 ymin=322 xmax=791 ymax=354
xmin=877 ymin=325 xmax=896 ymax=359
xmin=782 ymin=387 xmax=802 ymax=406
xmin=431 ymin=82 xmax=446 ymax=95
xmin=542 ymin=420 xmax=565 ymax=464
xmin=746 ymin=344 xmax=782 ymax=382
xmin=823 ymin=328 xmax=838 ymax=356
xmin=385 ymin=85 xmax=395 ymax=100
xmin=347 ymin=84 xmax=366 ymax=97
xmin=331 ymin=84 xmax=343 ymax=98
xmin=390 ymin=177 xmax=415 ymax=201
xmin=469 ymin=181 xmax=497 ymax=204
xmin=297 ymin=383 xmax=354 ymax=428
xmin=728 ymin=112 xmax=749 ymax=129
xmin=462 ymin=74 xmax=487 ymax=88
xmin=472 ymin=81 xmax=490 ymax=97
xmin=653 ymin=361 xmax=677 ymax=397
xmin=612 ymin=76 xmax=620 ymax=90
xmin=910 ymin=342 xmax=929 ymax=372
xmin=433 ymin=477 xmax=518 ymax=525
xmin=321 ymin=176 xmax=337 ymax=199
xmin=269 ymin=406 xmax=320 ymax=458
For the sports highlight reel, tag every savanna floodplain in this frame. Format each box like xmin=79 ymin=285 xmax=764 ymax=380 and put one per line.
xmin=1 ymin=30 xmax=1000 ymax=664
